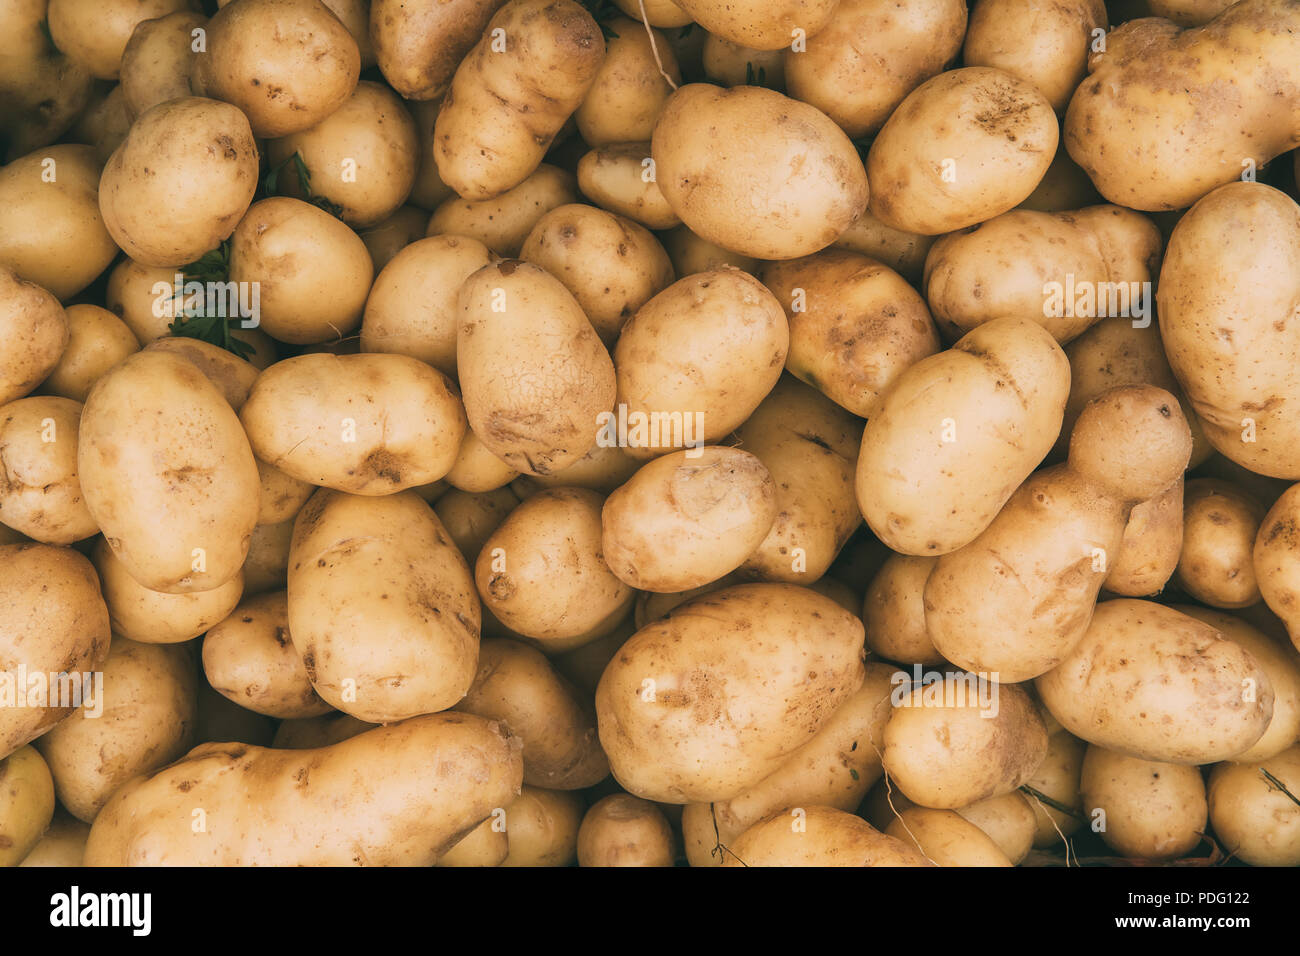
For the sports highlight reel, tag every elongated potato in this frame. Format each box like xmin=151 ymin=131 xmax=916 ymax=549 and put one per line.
xmin=722 ymin=806 xmax=929 ymax=867
xmin=578 ymin=794 xmax=676 ymax=867
xmin=0 ymin=746 xmax=55 ymax=866
xmin=1079 ymin=745 xmax=1207 ymax=860
xmin=85 ymin=713 xmax=523 ymax=866
xmin=0 ymin=397 xmax=97 ymax=544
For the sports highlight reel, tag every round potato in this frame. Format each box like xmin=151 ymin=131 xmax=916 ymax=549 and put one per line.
xmin=371 ymin=0 xmax=506 ymax=101
xmin=1079 ymin=745 xmax=1207 ymax=860
xmin=42 ymin=304 xmax=139 ymax=403
xmin=500 ymin=786 xmax=584 ymax=867
xmin=119 ymin=11 xmax=206 ymax=117
xmin=575 ymin=18 xmax=679 ymax=146
xmin=1207 ymin=745 xmax=1300 ymax=867
xmin=611 ymin=0 xmax=691 ymax=26
xmin=578 ymin=793 xmax=676 ymax=867
xmin=723 ymin=806 xmax=929 ymax=867
xmin=0 ymin=396 xmax=97 ymax=544
xmin=104 ymin=258 xmax=184 ymax=346
xmin=0 ymin=746 xmax=55 ymax=866
xmin=1175 ymin=479 xmax=1265 ymax=609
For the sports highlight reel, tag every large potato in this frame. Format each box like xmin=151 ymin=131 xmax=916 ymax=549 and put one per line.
xmin=595 ymin=583 xmax=866 ymax=803
xmin=0 ymin=397 xmax=97 ymax=544
xmin=371 ymin=0 xmax=506 ymax=100
xmin=1079 ymin=745 xmax=1207 ymax=860
xmin=722 ymin=807 xmax=929 ymax=867
xmin=652 ymin=84 xmax=868 ymax=259
xmin=0 ymin=269 xmax=67 ymax=406
xmin=1207 ymin=745 xmax=1300 ymax=866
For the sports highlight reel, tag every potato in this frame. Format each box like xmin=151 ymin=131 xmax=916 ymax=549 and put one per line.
xmin=143 ymin=337 xmax=260 ymax=412
xmin=510 ymin=442 xmax=641 ymax=496
xmin=445 ymin=429 xmax=519 ymax=494
xmin=578 ymin=793 xmax=675 ymax=867
xmin=47 ymin=0 xmax=193 ymax=80
xmin=1175 ymin=479 xmax=1266 ymax=609
xmin=18 ymin=809 xmax=90 ymax=867
xmin=1148 ymin=0 xmax=1234 ymax=25
xmin=1018 ymin=143 xmax=1102 ymax=213
xmin=104 ymin=259 xmax=183 ymax=346
xmin=1207 ymin=745 xmax=1300 ymax=866
xmin=863 ymin=554 xmax=942 ymax=665
xmin=671 ymin=0 xmax=836 ymax=51
xmin=433 ymin=0 xmax=605 ymax=200
xmin=611 ymin=0 xmax=691 ymax=27
xmin=475 ymin=487 xmax=632 ymax=648
xmin=1257 ymin=484 xmax=1300 ymax=651
xmin=614 ymin=269 xmax=787 ymax=457
xmin=652 ymin=84 xmax=868 ymax=259
xmin=0 ymin=397 xmax=97 ymax=544
xmin=885 ymin=808 xmax=1013 ymax=867
xmin=41 ymin=304 xmax=139 ymax=403
xmin=862 ymin=785 xmax=1036 ymax=864
xmin=785 ymin=0 xmax=966 ymax=137
xmin=0 ymin=746 xmax=55 ymax=866
xmin=0 ymin=269 xmax=67 ymax=406
xmin=436 ymin=815 xmax=508 ymax=867
xmin=271 ymin=711 xmax=374 ymax=750
xmin=85 ymin=712 xmax=523 ymax=866
xmin=723 ymin=806 xmax=929 ymax=867
xmin=0 ymin=7 xmax=93 ymax=162
xmin=435 ymin=486 xmax=520 ymax=565
xmin=596 ymin=583 xmax=866 ymax=803
xmin=883 ymin=677 xmax=1047 ymax=809
xmin=577 ymin=142 xmax=681 ymax=230
xmin=701 ymin=35 xmax=784 ymax=89
xmin=408 ymin=99 xmax=456 ymax=211
xmin=358 ymin=205 xmax=428 ymax=272
xmin=0 ymin=145 xmax=119 ymax=300
xmin=457 ymin=260 xmax=615 ymax=475
xmin=832 ymin=206 xmax=934 ymax=285
xmin=241 ymin=353 xmax=465 ymax=495
xmin=203 ymin=591 xmax=331 ymax=719
xmin=288 ymin=489 xmax=479 ymax=722
xmin=1023 ymin=729 xmax=1086 ymax=847
xmin=520 ymin=203 xmax=674 ymax=346
xmin=660 ymin=225 xmax=756 ymax=277
xmin=923 ymin=206 xmax=1163 ymax=344
xmin=194 ymin=0 xmax=361 ymax=139
xmin=227 ymin=197 xmax=374 ymax=345
xmin=867 ymin=68 xmax=1057 ymax=235
xmin=79 ymin=351 xmax=260 ymax=593
xmin=761 ymin=250 xmax=939 ymax=417
xmin=1064 ymin=1 xmax=1300 ymax=211
xmin=1105 ymin=478 xmax=1184 ymax=598
xmin=500 ymin=786 xmax=584 ymax=866
xmin=66 ymin=83 xmax=129 ymax=167
xmin=1158 ymin=183 xmax=1300 ymax=479
xmin=0 ymin=545 xmax=110 ymax=760
xmin=454 ymin=638 xmax=608 ymax=788
xmin=266 ymin=81 xmax=419 ymax=228
xmin=1077 ymin=745 xmax=1205 ymax=860
xmin=241 ymin=519 xmax=293 ymax=595
xmin=1037 ymin=600 xmax=1274 ymax=764
xmin=427 ymin=164 xmax=577 ymax=257
xmin=602 ymin=447 xmax=776 ymax=592
xmin=576 ymin=18 xmax=679 ymax=145
xmin=371 ymin=0 xmax=506 ymax=100
xmin=119 ymin=11 xmax=206 ymax=117
xmin=99 ymin=97 xmax=259 ymax=268
xmin=856 ymin=317 xmax=1069 ymax=556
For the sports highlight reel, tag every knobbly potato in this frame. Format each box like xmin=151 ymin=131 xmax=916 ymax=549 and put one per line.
xmin=0 ymin=269 xmax=68 ymax=405
xmin=672 ymin=0 xmax=837 ymax=50
xmin=85 ymin=713 xmax=524 ymax=866
xmin=1207 ymin=745 xmax=1300 ymax=866
xmin=577 ymin=142 xmax=681 ymax=230
xmin=42 ymin=305 xmax=140 ymax=403
xmin=371 ymin=0 xmax=506 ymax=100
xmin=500 ymin=786 xmax=584 ymax=866
xmin=578 ymin=793 xmax=675 ymax=867
xmin=722 ymin=807 xmax=929 ymax=867
xmin=0 ymin=746 xmax=55 ymax=866
xmin=17 ymin=809 xmax=90 ymax=868
xmin=119 ymin=11 xmax=206 ymax=117
xmin=1257 ymin=484 xmax=1300 ymax=650
xmin=0 ymin=397 xmax=97 ymax=544
xmin=1105 ymin=478 xmax=1184 ymax=598
xmin=427 ymin=165 xmax=577 ymax=258
xmin=1175 ymin=479 xmax=1265 ymax=608
xmin=885 ymin=808 xmax=1014 ymax=866
xmin=47 ymin=0 xmax=193 ymax=80
xmin=863 ymin=554 xmax=942 ymax=665
xmin=1079 ymin=745 xmax=1207 ymax=860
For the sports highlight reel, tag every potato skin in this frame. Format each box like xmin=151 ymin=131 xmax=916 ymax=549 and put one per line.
xmin=885 ymin=808 xmax=1014 ymax=866
xmin=1175 ymin=479 xmax=1265 ymax=609
xmin=119 ymin=11 xmax=206 ymax=118
xmin=1037 ymin=600 xmax=1274 ymax=764
xmin=1079 ymin=745 xmax=1207 ymax=860
xmin=499 ymin=785 xmax=584 ymax=866
xmin=43 ymin=305 xmax=140 ymax=403
xmin=577 ymin=143 xmax=681 ymax=230
xmin=1207 ymin=745 xmax=1300 ymax=866
xmin=0 ymin=746 xmax=55 ymax=866
xmin=672 ymin=0 xmax=838 ymax=51
xmin=85 ymin=713 xmax=523 ymax=866
xmin=79 ymin=351 xmax=261 ymax=594
xmin=0 ymin=269 xmax=67 ymax=406
xmin=863 ymin=554 xmax=942 ymax=665
xmin=371 ymin=0 xmax=507 ymax=100
xmin=47 ymin=0 xmax=192 ymax=80
xmin=17 ymin=809 xmax=90 ymax=867
xmin=575 ymin=18 xmax=679 ymax=146
xmin=288 ymin=489 xmax=480 ymax=722
xmin=0 ymin=397 xmax=97 ymax=544
xmin=652 ymin=84 xmax=869 ymax=259
xmin=578 ymin=794 xmax=675 ymax=867
xmin=427 ymin=164 xmax=577 ymax=258
xmin=723 ymin=806 xmax=930 ymax=866
xmin=595 ymin=583 xmax=867 ymax=804
xmin=1256 ymin=484 xmax=1300 ymax=650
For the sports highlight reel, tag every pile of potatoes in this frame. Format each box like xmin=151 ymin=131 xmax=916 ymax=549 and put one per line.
xmin=2 ymin=0 xmax=1300 ymax=868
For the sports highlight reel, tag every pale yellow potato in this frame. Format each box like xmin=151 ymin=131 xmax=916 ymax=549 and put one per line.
xmin=1105 ymin=478 xmax=1185 ymax=598
xmin=85 ymin=713 xmax=523 ymax=866
xmin=99 ymin=97 xmax=259 ymax=268
xmin=444 ymin=429 xmax=519 ymax=494
xmin=500 ymin=786 xmax=584 ymax=867
xmin=578 ymin=793 xmax=675 ymax=867
xmin=119 ymin=11 xmax=206 ymax=117
xmin=602 ymin=447 xmax=776 ymax=592
xmin=1257 ymin=484 xmax=1300 ymax=651
xmin=266 ymin=81 xmax=418 ymax=228
xmin=0 ymin=145 xmax=118 ymax=300
xmin=0 ymin=272 xmax=68 ymax=409
xmin=18 ymin=809 xmax=90 ymax=867
xmin=242 ymin=518 xmax=293 ymax=595
xmin=37 ymin=638 xmax=196 ymax=822
xmin=142 ymin=337 xmax=260 ymax=412
xmin=79 ymin=351 xmax=260 ymax=593
xmin=1175 ymin=479 xmax=1265 ymax=608
xmin=611 ymin=0 xmax=691 ymax=27
xmin=454 ymin=638 xmax=608 ymax=788
xmin=833 ymin=204 xmax=935 ymax=285
xmin=433 ymin=0 xmax=605 ymax=200
xmin=1207 ymin=745 xmax=1300 ymax=866
xmin=1079 ymin=745 xmax=1207 ymax=860
xmin=577 ymin=142 xmax=681 ymax=230
xmin=1018 ymin=143 xmax=1102 ymax=212
xmin=510 ymin=442 xmax=641 ymax=496
xmin=1022 ymin=729 xmax=1086 ymax=847
xmin=434 ymin=486 xmax=520 ymax=566
xmin=0 ymin=397 xmax=97 ymax=544
xmin=407 ymin=98 xmax=456 ymax=210
xmin=476 ymin=488 xmax=633 ymax=648
xmin=271 ymin=711 xmax=374 ymax=749
xmin=66 ymin=83 xmax=130 ymax=166
xmin=660 ymin=225 xmax=757 ymax=276
xmin=856 ymin=317 xmax=1069 ymax=556
xmin=596 ymin=583 xmax=866 ymax=803
xmin=228 ymin=197 xmax=374 ymax=345
xmin=241 ymin=353 xmax=465 ymax=495
xmin=203 ymin=591 xmax=331 ymax=719
xmin=358 ymin=205 xmax=428 ymax=272
xmin=0 ymin=746 xmax=55 ymax=866
xmin=1037 ymin=600 xmax=1274 ymax=764
xmin=867 ymin=67 xmax=1057 ymax=235
xmin=614 ymin=268 xmax=787 ymax=457
xmin=436 ymin=815 xmax=508 ymax=867
xmin=862 ymin=784 xmax=1036 ymax=864
xmin=361 ymin=234 xmax=493 ymax=379
xmin=371 ymin=0 xmax=505 ymax=100
xmin=863 ymin=554 xmax=942 ymax=665
xmin=1064 ymin=2 xmax=1300 ymax=211
xmin=520 ymin=203 xmax=674 ymax=346
xmin=457 ymin=260 xmax=615 ymax=476
xmin=722 ymin=806 xmax=930 ymax=867
xmin=702 ymin=34 xmax=784 ymax=88
xmin=42 ymin=304 xmax=139 ymax=402
xmin=194 ymin=0 xmax=360 ymax=138
xmin=427 ymin=164 xmax=577 ymax=258
xmin=576 ymin=18 xmax=679 ymax=145
xmin=886 ymin=808 xmax=1014 ymax=866
xmin=762 ymin=249 xmax=939 ymax=418
xmin=104 ymin=258 xmax=184 ymax=346
xmin=672 ymin=0 xmax=837 ymax=50
xmin=785 ymin=0 xmax=967 ymax=137
xmin=47 ymin=0 xmax=193 ymax=80
xmin=653 ymin=84 xmax=868 ymax=259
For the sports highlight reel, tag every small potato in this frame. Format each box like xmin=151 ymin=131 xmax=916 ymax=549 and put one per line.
xmin=576 ymin=18 xmax=679 ymax=145
xmin=0 ymin=268 xmax=68 ymax=405
xmin=0 ymin=746 xmax=55 ymax=866
xmin=1207 ymin=745 xmax=1300 ymax=867
xmin=510 ymin=443 xmax=640 ymax=496
xmin=119 ymin=11 xmax=206 ymax=117
xmin=867 ymin=67 xmax=1057 ymax=235
xmin=863 ymin=554 xmax=943 ymax=665
xmin=37 ymin=638 xmax=197 ymax=822
xmin=142 ymin=338 xmax=260 ymax=412
xmin=361 ymin=234 xmax=495 ymax=378
xmin=42 ymin=304 xmax=139 ymax=403
xmin=1079 ymin=745 xmax=1207 ymax=860
xmin=435 ymin=486 xmax=520 ymax=566
xmin=252 ymin=458 xmax=315 ymax=526
xmin=578 ymin=794 xmax=675 ymax=867
xmin=672 ymin=0 xmax=837 ymax=50
xmin=1147 ymin=0 xmax=1234 ymax=25
xmin=371 ymin=0 xmax=506 ymax=101
xmin=445 ymin=430 xmax=519 ymax=494
xmin=0 ymin=9 xmax=94 ymax=161
xmin=577 ymin=142 xmax=681 ymax=230
xmin=66 ymin=83 xmax=130 ymax=167
xmin=1257 ymin=484 xmax=1300 ymax=650
xmin=602 ymin=447 xmax=776 ymax=592
xmin=1024 ymin=729 xmax=1086 ymax=848
xmin=862 ymin=785 xmax=1036 ymax=864
xmin=1175 ymin=479 xmax=1265 ymax=609
xmin=454 ymin=638 xmax=608 ymax=788
xmin=832 ymin=206 xmax=935 ymax=286
xmin=0 ymin=397 xmax=97 ymax=544
xmin=203 ymin=591 xmax=331 ymax=719
xmin=723 ymin=807 xmax=929 ymax=867
xmin=1105 ymin=478 xmax=1185 ymax=598
xmin=241 ymin=353 xmax=465 ymax=495
xmin=358 ymin=205 xmax=428 ymax=271
xmin=476 ymin=488 xmax=633 ymax=649
xmin=660 ymin=225 xmax=757 ymax=277
xmin=652 ymin=84 xmax=868 ymax=259
xmin=104 ymin=258 xmax=184 ymax=346
xmin=500 ymin=786 xmax=584 ymax=867
xmin=47 ymin=0 xmax=193 ymax=80
xmin=1018 ymin=144 xmax=1102 ymax=213
xmin=701 ymin=35 xmax=784 ymax=89
xmin=885 ymin=808 xmax=1014 ymax=866
xmin=241 ymin=519 xmax=294 ymax=595
xmin=611 ymin=0 xmax=691 ymax=27
xmin=426 ymin=165 xmax=577 ymax=258
xmin=18 ymin=809 xmax=90 ymax=867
